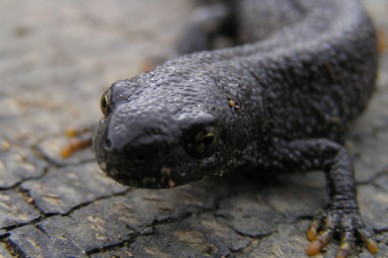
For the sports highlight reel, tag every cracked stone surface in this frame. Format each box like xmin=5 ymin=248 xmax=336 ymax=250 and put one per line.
xmin=1 ymin=0 xmax=388 ymax=257
xmin=20 ymin=163 xmax=127 ymax=214
xmin=0 ymin=190 xmax=40 ymax=229
xmin=0 ymin=143 xmax=46 ymax=189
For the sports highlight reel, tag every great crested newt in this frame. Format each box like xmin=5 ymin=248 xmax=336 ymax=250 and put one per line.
xmin=93 ymin=0 xmax=379 ymax=256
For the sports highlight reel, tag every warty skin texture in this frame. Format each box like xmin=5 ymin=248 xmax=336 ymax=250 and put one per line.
xmin=93 ymin=0 xmax=379 ymax=256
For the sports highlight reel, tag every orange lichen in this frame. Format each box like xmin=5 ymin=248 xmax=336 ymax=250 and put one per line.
xmin=65 ymin=128 xmax=79 ymax=137
xmin=60 ymin=138 xmax=92 ymax=158
xmin=377 ymin=28 xmax=387 ymax=53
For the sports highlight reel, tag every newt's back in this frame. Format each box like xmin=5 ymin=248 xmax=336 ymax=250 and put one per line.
xmin=255 ymin=0 xmax=378 ymax=141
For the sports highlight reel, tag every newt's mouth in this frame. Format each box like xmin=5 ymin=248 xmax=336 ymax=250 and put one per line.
xmin=103 ymin=163 xmax=180 ymax=189
xmin=93 ymin=118 xmax=196 ymax=189
xmin=96 ymin=151 xmax=190 ymax=189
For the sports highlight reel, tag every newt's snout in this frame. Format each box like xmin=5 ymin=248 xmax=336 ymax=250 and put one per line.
xmin=93 ymin=90 xmax=228 ymax=189
xmin=93 ymin=105 xmax=182 ymax=188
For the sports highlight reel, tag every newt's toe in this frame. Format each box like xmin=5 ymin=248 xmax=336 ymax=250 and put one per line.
xmin=365 ymin=238 xmax=378 ymax=254
xmin=307 ymin=221 xmax=319 ymax=241
xmin=306 ymin=230 xmax=334 ymax=256
xmin=306 ymin=205 xmax=377 ymax=257
xmin=335 ymin=228 xmax=355 ymax=258
xmin=358 ymin=228 xmax=378 ymax=254
xmin=335 ymin=242 xmax=352 ymax=258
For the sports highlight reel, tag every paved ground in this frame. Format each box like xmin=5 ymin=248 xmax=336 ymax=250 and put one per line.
xmin=1 ymin=0 xmax=388 ymax=257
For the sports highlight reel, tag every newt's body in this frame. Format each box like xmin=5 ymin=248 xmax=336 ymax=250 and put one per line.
xmin=93 ymin=0 xmax=379 ymax=256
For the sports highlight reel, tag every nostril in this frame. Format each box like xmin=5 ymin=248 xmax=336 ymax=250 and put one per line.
xmin=134 ymin=153 xmax=146 ymax=163
xmin=104 ymin=139 xmax=112 ymax=151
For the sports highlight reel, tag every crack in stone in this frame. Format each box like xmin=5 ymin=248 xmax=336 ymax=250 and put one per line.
xmin=85 ymin=209 xmax=222 ymax=255
xmin=357 ymin=165 xmax=388 ymax=186
xmin=0 ymin=167 xmax=49 ymax=191
xmin=85 ymin=237 xmax=136 ymax=256
xmin=3 ymin=238 xmax=26 ymax=258
xmin=0 ymin=189 xmax=132 ymax=237
xmin=62 ymin=188 xmax=134 ymax=218
xmin=229 ymin=238 xmax=260 ymax=256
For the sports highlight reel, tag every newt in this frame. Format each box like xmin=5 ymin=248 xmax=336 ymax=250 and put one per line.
xmin=93 ymin=0 xmax=379 ymax=256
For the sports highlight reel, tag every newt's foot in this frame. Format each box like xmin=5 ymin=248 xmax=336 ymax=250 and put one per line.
xmin=306 ymin=204 xmax=377 ymax=257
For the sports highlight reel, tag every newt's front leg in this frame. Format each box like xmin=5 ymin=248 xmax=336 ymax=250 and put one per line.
xmin=268 ymin=139 xmax=378 ymax=257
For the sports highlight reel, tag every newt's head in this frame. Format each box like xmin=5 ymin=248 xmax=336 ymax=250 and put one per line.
xmin=93 ymin=73 xmax=239 ymax=188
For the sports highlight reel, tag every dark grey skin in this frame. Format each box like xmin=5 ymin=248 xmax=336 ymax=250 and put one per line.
xmin=93 ymin=0 xmax=379 ymax=256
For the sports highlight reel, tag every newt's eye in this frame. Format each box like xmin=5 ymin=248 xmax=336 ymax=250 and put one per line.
xmin=187 ymin=126 xmax=219 ymax=157
xmin=100 ymin=88 xmax=112 ymax=118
